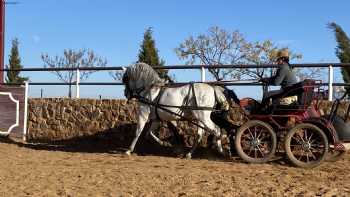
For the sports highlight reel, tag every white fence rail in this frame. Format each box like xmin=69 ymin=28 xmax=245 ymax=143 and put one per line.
xmin=1 ymin=63 xmax=350 ymax=101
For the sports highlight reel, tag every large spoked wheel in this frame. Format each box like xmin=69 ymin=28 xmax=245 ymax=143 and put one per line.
xmin=285 ymin=123 xmax=328 ymax=168
xmin=235 ymin=120 xmax=277 ymax=163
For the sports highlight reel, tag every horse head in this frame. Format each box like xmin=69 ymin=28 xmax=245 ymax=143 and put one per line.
xmin=122 ymin=63 xmax=166 ymax=99
xmin=122 ymin=69 xmax=133 ymax=100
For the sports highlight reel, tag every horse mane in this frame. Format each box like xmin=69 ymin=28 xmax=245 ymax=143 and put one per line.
xmin=125 ymin=63 xmax=166 ymax=91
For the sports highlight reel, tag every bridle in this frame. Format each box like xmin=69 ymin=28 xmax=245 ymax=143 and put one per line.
xmin=122 ymin=73 xmax=146 ymax=100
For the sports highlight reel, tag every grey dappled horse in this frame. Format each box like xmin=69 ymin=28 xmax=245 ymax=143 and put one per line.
xmin=123 ymin=63 xmax=229 ymax=159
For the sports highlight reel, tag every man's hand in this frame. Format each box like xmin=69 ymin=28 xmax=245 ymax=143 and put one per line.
xmin=259 ymin=77 xmax=269 ymax=83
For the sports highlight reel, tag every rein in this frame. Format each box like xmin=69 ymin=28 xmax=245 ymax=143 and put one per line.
xmin=138 ymin=83 xmax=215 ymax=111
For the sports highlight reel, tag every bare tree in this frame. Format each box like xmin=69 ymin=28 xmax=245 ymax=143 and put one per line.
xmin=175 ymin=26 xmax=249 ymax=81
xmin=41 ymin=49 xmax=107 ymax=98
xmin=295 ymin=67 xmax=323 ymax=81
xmin=235 ymin=40 xmax=303 ymax=80
xmin=176 ymin=26 xmax=321 ymax=81
xmin=242 ymin=41 xmax=323 ymax=81
xmin=109 ymin=70 xmax=124 ymax=81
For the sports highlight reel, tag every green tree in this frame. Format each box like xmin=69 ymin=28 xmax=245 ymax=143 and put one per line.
xmin=138 ymin=27 xmax=170 ymax=81
xmin=6 ymin=38 xmax=28 ymax=84
xmin=328 ymin=22 xmax=350 ymax=95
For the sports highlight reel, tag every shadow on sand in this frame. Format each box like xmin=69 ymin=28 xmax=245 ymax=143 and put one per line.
xmin=0 ymin=123 xmax=231 ymax=162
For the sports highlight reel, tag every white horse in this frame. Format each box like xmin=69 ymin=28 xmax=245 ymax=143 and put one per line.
xmin=123 ymin=63 xmax=230 ymax=159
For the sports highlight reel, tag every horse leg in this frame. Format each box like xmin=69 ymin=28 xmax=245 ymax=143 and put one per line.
xmin=147 ymin=121 xmax=168 ymax=146
xmin=167 ymin=121 xmax=183 ymax=145
xmin=204 ymin=112 xmax=224 ymax=154
xmin=167 ymin=121 xmax=185 ymax=156
xmin=186 ymin=125 xmax=205 ymax=159
xmin=126 ymin=105 xmax=150 ymax=155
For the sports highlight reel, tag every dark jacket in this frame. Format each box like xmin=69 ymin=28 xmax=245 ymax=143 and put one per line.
xmin=268 ymin=63 xmax=297 ymax=88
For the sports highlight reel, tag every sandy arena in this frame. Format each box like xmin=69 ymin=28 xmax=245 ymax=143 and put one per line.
xmin=1 ymin=136 xmax=350 ymax=197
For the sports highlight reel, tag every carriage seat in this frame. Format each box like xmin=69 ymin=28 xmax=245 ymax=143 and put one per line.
xmin=272 ymin=79 xmax=316 ymax=111
xmin=260 ymin=79 xmax=316 ymax=114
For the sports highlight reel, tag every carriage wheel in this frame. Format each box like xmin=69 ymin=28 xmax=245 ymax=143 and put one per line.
xmin=285 ymin=123 xmax=328 ymax=168
xmin=235 ymin=120 xmax=277 ymax=163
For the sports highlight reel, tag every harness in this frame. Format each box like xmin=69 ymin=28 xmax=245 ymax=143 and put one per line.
xmin=128 ymin=83 xmax=217 ymax=132
xmin=134 ymin=94 xmax=214 ymax=132
xmin=153 ymin=83 xmax=206 ymax=121
xmin=154 ymin=87 xmax=165 ymax=120
xmin=124 ymin=70 xmax=219 ymax=132
xmin=189 ymin=83 xmax=198 ymax=106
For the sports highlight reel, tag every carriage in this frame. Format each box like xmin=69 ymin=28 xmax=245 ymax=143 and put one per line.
xmin=123 ymin=63 xmax=350 ymax=168
xmin=232 ymin=79 xmax=350 ymax=168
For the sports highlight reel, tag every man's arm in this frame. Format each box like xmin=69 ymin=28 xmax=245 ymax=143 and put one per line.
xmin=270 ymin=65 xmax=288 ymax=86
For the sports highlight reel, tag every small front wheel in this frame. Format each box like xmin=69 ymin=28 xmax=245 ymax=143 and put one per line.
xmin=285 ymin=123 xmax=328 ymax=168
xmin=235 ymin=120 xmax=277 ymax=163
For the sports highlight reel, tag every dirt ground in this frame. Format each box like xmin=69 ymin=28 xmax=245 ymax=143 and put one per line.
xmin=1 ymin=137 xmax=350 ymax=197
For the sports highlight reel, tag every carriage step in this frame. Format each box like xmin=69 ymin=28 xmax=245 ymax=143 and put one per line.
xmin=331 ymin=143 xmax=350 ymax=151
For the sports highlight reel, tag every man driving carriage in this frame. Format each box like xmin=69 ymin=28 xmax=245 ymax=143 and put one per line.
xmin=260 ymin=48 xmax=298 ymax=106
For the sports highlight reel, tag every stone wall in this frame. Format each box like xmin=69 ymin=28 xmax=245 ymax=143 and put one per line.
xmin=27 ymin=98 xmax=138 ymax=142
xmin=26 ymin=98 xmax=350 ymax=143
xmin=318 ymin=100 xmax=350 ymax=120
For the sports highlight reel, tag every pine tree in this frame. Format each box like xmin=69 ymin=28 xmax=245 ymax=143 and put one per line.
xmin=138 ymin=27 xmax=171 ymax=81
xmin=6 ymin=38 xmax=28 ymax=84
xmin=328 ymin=22 xmax=350 ymax=95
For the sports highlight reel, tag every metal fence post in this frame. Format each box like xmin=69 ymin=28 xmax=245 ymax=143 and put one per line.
xmin=201 ymin=66 xmax=206 ymax=82
xmin=328 ymin=65 xmax=333 ymax=101
xmin=76 ymin=68 xmax=80 ymax=98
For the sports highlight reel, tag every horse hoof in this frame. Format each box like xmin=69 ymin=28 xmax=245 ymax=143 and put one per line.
xmin=227 ymin=150 xmax=232 ymax=158
xmin=186 ymin=153 xmax=192 ymax=159
xmin=218 ymin=148 xmax=224 ymax=154
xmin=174 ymin=146 xmax=185 ymax=158
xmin=125 ymin=150 xmax=132 ymax=156
xmin=223 ymin=150 xmax=232 ymax=159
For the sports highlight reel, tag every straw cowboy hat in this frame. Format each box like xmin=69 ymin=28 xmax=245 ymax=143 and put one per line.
xmin=276 ymin=48 xmax=289 ymax=59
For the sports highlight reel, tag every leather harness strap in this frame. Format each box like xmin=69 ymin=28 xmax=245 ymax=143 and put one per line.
xmin=191 ymin=83 xmax=198 ymax=107
xmin=154 ymin=83 xmax=200 ymax=121
xmin=154 ymin=87 xmax=164 ymax=121
xmin=135 ymin=95 xmax=214 ymax=133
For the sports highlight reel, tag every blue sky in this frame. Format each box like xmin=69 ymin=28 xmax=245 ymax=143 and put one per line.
xmin=4 ymin=0 xmax=350 ymax=98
